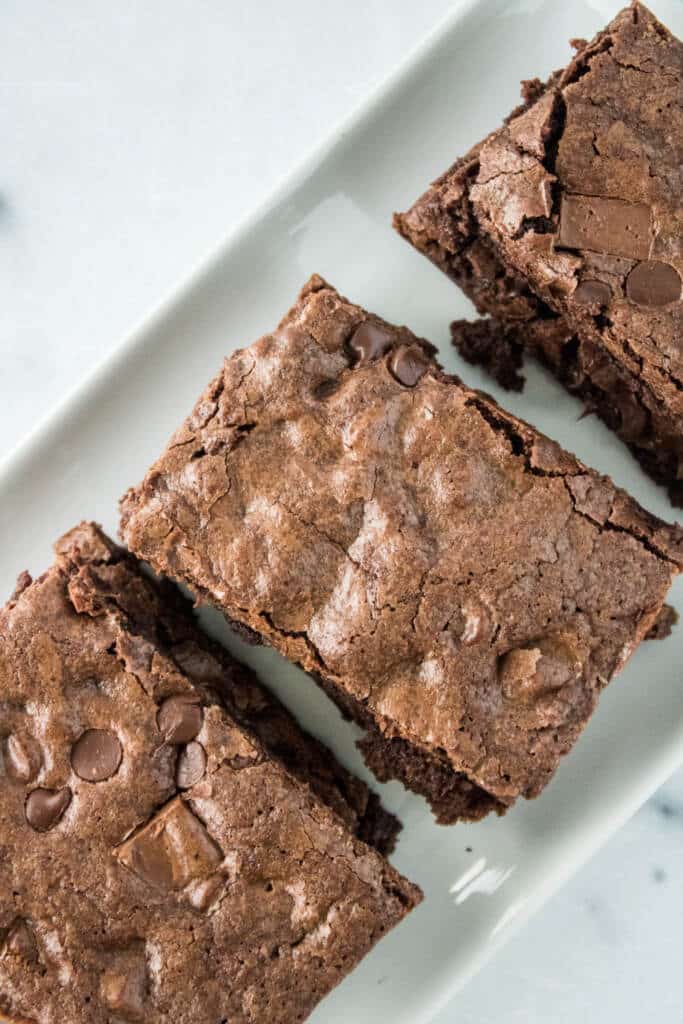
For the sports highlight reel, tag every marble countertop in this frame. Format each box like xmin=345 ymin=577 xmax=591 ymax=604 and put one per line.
xmin=2 ymin=1 xmax=681 ymax=1020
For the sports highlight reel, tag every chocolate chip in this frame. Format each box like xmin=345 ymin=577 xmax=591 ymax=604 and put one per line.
xmin=71 ymin=729 xmax=122 ymax=782
xmin=4 ymin=734 xmax=41 ymax=783
xmin=5 ymin=919 xmax=38 ymax=963
xmin=626 ymin=261 xmax=681 ymax=307
xmin=389 ymin=345 xmax=431 ymax=387
xmin=572 ymin=279 xmax=611 ymax=308
xmin=176 ymin=741 xmax=207 ymax=789
xmin=157 ymin=694 xmax=203 ymax=744
xmin=347 ymin=322 xmax=394 ymax=365
xmin=25 ymin=787 xmax=71 ymax=832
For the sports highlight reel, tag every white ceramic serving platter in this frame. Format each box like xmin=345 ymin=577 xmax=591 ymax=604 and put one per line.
xmin=1 ymin=0 xmax=682 ymax=1020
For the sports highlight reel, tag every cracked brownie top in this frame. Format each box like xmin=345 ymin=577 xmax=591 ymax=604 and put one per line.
xmin=121 ymin=275 xmax=682 ymax=813
xmin=0 ymin=523 xmax=420 ymax=1024
xmin=395 ymin=2 xmax=683 ymax=473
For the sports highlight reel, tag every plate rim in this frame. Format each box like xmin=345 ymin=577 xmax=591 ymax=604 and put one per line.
xmin=0 ymin=0 xmax=480 ymax=485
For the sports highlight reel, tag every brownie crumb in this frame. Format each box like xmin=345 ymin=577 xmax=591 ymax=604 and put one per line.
xmin=451 ymin=318 xmax=525 ymax=391
xmin=646 ymin=603 xmax=678 ymax=641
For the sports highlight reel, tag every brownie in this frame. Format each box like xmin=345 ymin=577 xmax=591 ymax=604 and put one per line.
xmin=120 ymin=275 xmax=683 ymax=825
xmin=394 ymin=2 xmax=683 ymax=503
xmin=0 ymin=523 xmax=420 ymax=1024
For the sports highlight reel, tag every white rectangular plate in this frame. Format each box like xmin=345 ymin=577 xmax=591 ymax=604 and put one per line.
xmin=2 ymin=1 xmax=682 ymax=1021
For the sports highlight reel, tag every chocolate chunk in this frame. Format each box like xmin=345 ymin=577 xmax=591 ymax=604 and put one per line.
xmin=626 ymin=261 xmax=682 ymax=307
xmin=4 ymin=919 xmax=38 ymax=963
xmin=71 ymin=729 xmax=122 ymax=782
xmin=25 ymin=787 xmax=71 ymax=832
xmin=347 ymin=322 xmax=394 ymax=365
xmin=120 ymin=831 xmax=174 ymax=890
xmin=157 ymin=694 xmax=203 ymax=744
xmin=572 ymin=279 xmax=611 ymax=308
xmin=558 ymin=195 xmax=651 ymax=260
xmin=176 ymin=741 xmax=207 ymax=789
xmin=388 ymin=345 xmax=431 ymax=387
xmin=115 ymin=797 xmax=222 ymax=892
xmin=4 ymin=734 xmax=41 ymax=783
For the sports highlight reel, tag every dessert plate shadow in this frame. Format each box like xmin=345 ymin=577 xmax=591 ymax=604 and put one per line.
xmin=0 ymin=1 xmax=681 ymax=1020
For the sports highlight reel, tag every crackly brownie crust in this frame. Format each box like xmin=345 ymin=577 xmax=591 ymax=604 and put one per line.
xmin=121 ymin=275 xmax=682 ymax=824
xmin=0 ymin=523 xmax=420 ymax=1024
xmin=395 ymin=2 xmax=683 ymax=503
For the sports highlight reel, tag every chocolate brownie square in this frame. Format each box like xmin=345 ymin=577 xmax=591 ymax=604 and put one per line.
xmin=395 ymin=2 xmax=683 ymax=502
xmin=0 ymin=523 xmax=420 ymax=1024
xmin=120 ymin=276 xmax=682 ymax=824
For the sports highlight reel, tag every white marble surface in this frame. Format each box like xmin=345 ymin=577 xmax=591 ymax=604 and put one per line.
xmin=2 ymin=1 xmax=682 ymax=1020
